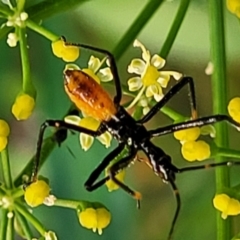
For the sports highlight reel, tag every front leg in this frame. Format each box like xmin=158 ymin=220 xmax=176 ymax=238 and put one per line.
xmin=84 ymin=143 xmax=125 ymax=191
xmin=30 ymin=120 xmax=105 ymax=183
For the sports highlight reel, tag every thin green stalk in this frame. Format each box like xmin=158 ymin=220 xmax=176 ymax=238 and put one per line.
xmin=15 ymin=201 xmax=46 ymax=236
xmin=16 ymin=0 xmax=25 ymax=13
xmin=54 ymin=198 xmax=85 ymax=209
xmin=160 ymin=0 xmax=190 ymax=58
xmin=18 ymin=26 xmax=36 ymax=97
xmin=26 ymin=19 xmax=58 ymax=41
xmin=113 ymin=0 xmax=164 ymax=60
xmin=208 ymin=1 xmax=230 ymax=239
xmin=217 ymin=148 xmax=240 ymax=159
xmin=0 ymin=148 xmax=13 ymax=189
xmin=15 ymin=211 xmax=32 ymax=240
xmin=161 ymin=106 xmax=185 ymax=121
xmin=0 ymin=209 xmax=8 ymax=240
xmin=6 ymin=215 xmax=14 ymax=240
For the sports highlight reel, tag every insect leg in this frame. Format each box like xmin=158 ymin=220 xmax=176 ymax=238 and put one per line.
xmin=178 ymin=160 xmax=240 ymax=173
xmin=138 ymin=76 xmax=197 ymax=124
xmin=85 ymin=146 xmax=140 ymax=206
xmin=30 ymin=120 xmax=105 ymax=183
xmin=84 ymin=143 xmax=125 ymax=191
xmin=65 ymin=39 xmax=122 ymax=106
xmin=149 ymin=114 xmax=240 ymax=137
xmin=107 ymin=148 xmax=141 ymax=207
xmin=168 ymin=179 xmax=181 ymax=240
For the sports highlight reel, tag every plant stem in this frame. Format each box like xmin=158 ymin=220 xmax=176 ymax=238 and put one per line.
xmin=16 ymin=0 xmax=25 ymax=13
xmin=208 ymin=0 xmax=230 ymax=239
xmin=14 ymin=201 xmax=46 ymax=236
xmin=18 ymin=26 xmax=36 ymax=97
xmin=218 ymin=148 xmax=240 ymax=159
xmin=54 ymin=198 xmax=85 ymax=209
xmin=161 ymin=106 xmax=185 ymax=121
xmin=160 ymin=0 xmax=191 ymax=58
xmin=6 ymin=215 xmax=14 ymax=240
xmin=0 ymin=209 xmax=8 ymax=240
xmin=113 ymin=0 xmax=164 ymax=60
xmin=26 ymin=19 xmax=58 ymax=41
xmin=15 ymin=211 xmax=32 ymax=240
xmin=0 ymin=148 xmax=13 ymax=189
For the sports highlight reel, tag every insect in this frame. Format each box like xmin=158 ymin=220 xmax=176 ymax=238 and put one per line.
xmin=30 ymin=40 xmax=240 ymax=239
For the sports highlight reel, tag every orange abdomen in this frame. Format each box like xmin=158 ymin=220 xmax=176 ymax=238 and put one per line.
xmin=64 ymin=69 xmax=116 ymax=121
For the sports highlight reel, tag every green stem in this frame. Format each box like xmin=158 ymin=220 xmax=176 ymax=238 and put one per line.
xmin=16 ymin=0 xmax=25 ymax=13
xmin=14 ymin=201 xmax=46 ymax=236
xmin=161 ymin=106 xmax=185 ymax=121
xmin=113 ymin=0 xmax=164 ymax=60
xmin=217 ymin=148 xmax=240 ymax=159
xmin=26 ymin=19 xmax=58 ymax=41
xmin=208 ymin=1 xmax=229 ymax=239
xmin=0 ymin=209 xmax=8 ymax=240
xmin=160 ymin=0 xmax=190 ymax=58
xmin=6 ymin=215 xmax=14 ymax=240
xmin=11 ymin=186 xmax=24 ymax=198
xmin=18 ymin=26 xmax=36 ymax=97
xmin=54 ymin=198 xmax=85 ymax=209
xmin=0 ymin=148 xmax=13 ymax=189
xmin=15 ymin=211 xmax=33 ymax=240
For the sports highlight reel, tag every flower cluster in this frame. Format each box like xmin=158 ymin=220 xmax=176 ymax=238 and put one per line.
xmin=24 ymin=179 xmax=111 ymax=235
xmin=5 ymin=10 xmax=28 ymax=47
xmin=127 ymin=39 xmax=182 ymax=113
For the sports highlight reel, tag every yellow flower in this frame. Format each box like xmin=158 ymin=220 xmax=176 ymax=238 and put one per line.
xmin=228 ymin=97 xmax=240 ymax=123
xmin=181 ymin=140 xmax=211 ymax=161
xmin=0 ymin=119 xmax=10 ymax=152
xmin=83 ymin=55 xmax=113 ymax=83
xmin=64 ymin=115 xmax=112 ymax=151
xmin=78 ymin=207 xmax=111 ymax=235
xmin=173 ymin=127 xmax=201 ymax=142
xmin=12 ymin=94 xmax=35 ymax=120
xmin=0 ymin=137 xmax=8 ymax=152
xmin=227 ymin=0 xmax=240 ymax=18
xmin=24 ymin=180 xmax=50 ymax=207
xmin=213 ymin=194 xmax=240 ymax=219
xmin=0 ymin=119 xmax=10 ymax=137
xmin=51 ymin=39 xmax=79 ymax=62
xmin=127 ymin=39 xmax=182 ymax=102
xmin=105 ymin=169 xmax=126 ymax=192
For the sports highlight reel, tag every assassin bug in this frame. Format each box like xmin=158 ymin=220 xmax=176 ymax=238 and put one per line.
xmin=30 ymin=40 xmax=240 ymax=239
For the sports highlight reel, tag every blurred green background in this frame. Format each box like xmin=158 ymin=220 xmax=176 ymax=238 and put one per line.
xmin=1 ymin=0 xmax=240 ymax=239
